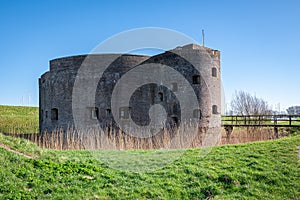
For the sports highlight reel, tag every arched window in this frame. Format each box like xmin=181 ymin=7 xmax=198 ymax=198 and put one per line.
xmin=212 ymin=67 xmax=217 ymax=77
xmin=212 ymin=105 xmax=218 ymax=114
xmin=51 ymin=108 xmax=58 ymax=120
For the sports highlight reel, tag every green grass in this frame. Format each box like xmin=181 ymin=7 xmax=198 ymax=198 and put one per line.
xmin=0 ymin=105 xmax=38 ymax=134
xmin=0 ymin=133 xmax=299 ymax=199
xmin=0 ymin=106 xmax=299 ymax=199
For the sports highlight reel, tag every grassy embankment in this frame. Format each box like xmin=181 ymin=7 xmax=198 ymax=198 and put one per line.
xmin=0 ymin=105 xmax=299 ymax=199
xmin=0 ymin=105 xmax=38 ymax=134
xmin=0 ymin=133 xmax=299 ymax=199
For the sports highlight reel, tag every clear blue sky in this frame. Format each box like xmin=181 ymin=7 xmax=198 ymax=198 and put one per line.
xmin=0 ymin=0 xmax=299 ymax=112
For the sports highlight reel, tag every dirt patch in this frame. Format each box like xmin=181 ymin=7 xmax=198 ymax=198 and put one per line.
xmin=0 ymin=143 xmax=38 ymax=159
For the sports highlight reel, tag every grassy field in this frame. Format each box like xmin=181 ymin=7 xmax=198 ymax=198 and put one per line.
xmin=0 ymin=106 xmax=299 ymax=199
xmin=0 ymin=105 xmax=38 ymax=134
xmin=0 ymin=133 xmax=299 ymax=199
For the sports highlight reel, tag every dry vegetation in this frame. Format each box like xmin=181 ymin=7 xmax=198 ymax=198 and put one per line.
xmin=5 ymin=124 xmax=215 ymax=150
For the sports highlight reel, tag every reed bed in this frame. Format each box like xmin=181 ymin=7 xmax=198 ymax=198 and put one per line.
xmin=4 ymin=123 xmax=214 ymax=150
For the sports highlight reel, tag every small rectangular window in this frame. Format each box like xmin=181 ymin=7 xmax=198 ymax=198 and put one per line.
xmin=119 ymin=107 xmax=130 ymax=119
xmin=45 ymin=111 xmax=48 ymax=118
xmin=106 ymin=109 xmax=111 ymax=115
xmin=192 ymin=75 xmax=201 ymax=84
xmin=158 ymin=92 xmax=164 ymax=101
xmin=51 ymin=108 xmax=58 ymax=120
xmin=212 ymin=105 xmax=218 ymax=114
xmin=212 ymin=67 xmax=217 ymax=77
xmin=91 ymin=107 xmax=99 ymax=119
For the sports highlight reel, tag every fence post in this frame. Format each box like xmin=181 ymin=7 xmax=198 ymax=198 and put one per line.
xmin=274 ymin=115 xmax=277 ymax=125
xmin=274 ymin=126 xmax=278 ymax=139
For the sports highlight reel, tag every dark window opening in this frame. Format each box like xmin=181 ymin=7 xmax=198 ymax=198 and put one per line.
xmin=45 ymin=111 xmax=48 ymax=118
xmin=106 ymin=109 xmax=111 ymax=115
xmin=158 ymin=92 xmax=163 ymax=101
xmin=120 ymin=107 xmax=130 ymax=119
xmin=91 ymin=107 xmax=99 ymax=119
xmin=51 ymin=108 xmax=58 ymax=120
xmin=171 ymin=116 xmax=179 ymax=127
xmin=212 ymin=105 xmax=218 ymax=114
xmin=192 ymin=75 xmax=201 ymax=84
xmin=212 ymin=67 xmax=217 ymax=77
xmin=193 ymin=109 xmax=202 ymax=119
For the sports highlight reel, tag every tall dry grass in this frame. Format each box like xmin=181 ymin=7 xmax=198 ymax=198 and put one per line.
xmin=220 ymin=127 xmax=290 ymax=145
xmin=4 ymin=123 xmax=213 ymax=150
xmin=4 ymin=124 xmax=294 ymax=150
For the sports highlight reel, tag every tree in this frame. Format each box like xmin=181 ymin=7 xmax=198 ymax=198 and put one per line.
xmin=231 ymin=91 xmax=271 ymax=116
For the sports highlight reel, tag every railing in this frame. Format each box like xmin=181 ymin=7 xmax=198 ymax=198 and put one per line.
xmin=221 ymin=115 xmax=300 ymax=137
xmin=222 ymin=115 xmax=300 ymax=127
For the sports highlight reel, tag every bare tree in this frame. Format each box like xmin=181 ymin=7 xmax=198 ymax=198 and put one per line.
xmin=231 ymin=91 xmax=271 ymax=116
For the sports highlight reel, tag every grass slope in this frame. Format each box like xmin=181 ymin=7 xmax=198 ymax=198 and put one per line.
xmin=0 ymin=105 xmax=38 ymax=134
xmin=0 ymin=133 xmax=299 ymax=199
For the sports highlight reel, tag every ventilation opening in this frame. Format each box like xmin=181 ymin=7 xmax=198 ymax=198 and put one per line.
xmin=91 ymin=107 xmax=99 ymax=119
xmin=158 ymin=92 xmax=163 ymax=101
xmin=192 ymin=75 xmax=201 ymax=84
xmin=212 ymin=67 xmax=217 ymax=77
xmin=120 ymin=107 xmax=130 ymax=119
xmin=106 ymin=109 xmax=111 ymax=115
xmin=193 ymin=109 xmax=202 ymax=119
xmin=51 ymin=108 xmax=58 ymax=121
xmin=171 ymin=116 xmax=179 ymax=127
xmin=212 ymin=105 xmax=218 ymax=114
